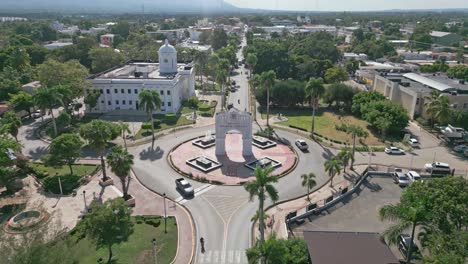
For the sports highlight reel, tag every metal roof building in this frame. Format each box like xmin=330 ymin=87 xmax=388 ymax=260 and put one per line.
xmin=403 ymin=73 xmax=455 ymax=92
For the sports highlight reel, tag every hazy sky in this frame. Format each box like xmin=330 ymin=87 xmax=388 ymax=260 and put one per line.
xmin=225 ymin=0 xmax=467 ymax=11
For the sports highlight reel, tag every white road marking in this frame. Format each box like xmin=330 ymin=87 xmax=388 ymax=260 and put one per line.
xmin=228 ymin=250 xmax=234 ymax=263
xmin=175 ymin=184 xmax=216 ymax=204
xmin=213 ymin=250 xmax=219 ymax=263
xmin=198 ymin=250 xmax=247 ymax=264
xmin=220 ymin=250 xmax=226 ymax=263
xmin=235 ymin=250 xmax=241 ymax=263
xmin=205 ymin=250 xmax=212 ymax=263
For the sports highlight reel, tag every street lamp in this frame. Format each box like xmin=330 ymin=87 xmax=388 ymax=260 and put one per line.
xmin=83 ymin=190 xmax=87 ymax=211
xmin=152 ymin=238 xmax=157 ymax=264
xmin=163 ymin=193 xmax=167 ymax=234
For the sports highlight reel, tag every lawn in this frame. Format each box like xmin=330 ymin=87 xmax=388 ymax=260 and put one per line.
xmin=67 ymin=216 xmax=177 ymax=264
xmin=135 ymin=113 xmax=193 ymax=139
xmin=30 ymin=163 xmax=99 ymax=195
xmin=261 ymin=107 xmax=382 ymax=145
xmin=180 ymin=100 xmax=217 ymax=117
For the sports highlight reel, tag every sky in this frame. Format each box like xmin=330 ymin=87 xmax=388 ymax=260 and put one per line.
xmin=225 ymin=0 xmax=468 ymax=11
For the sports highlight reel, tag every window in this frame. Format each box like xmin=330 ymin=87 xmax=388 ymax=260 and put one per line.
xmin=167 ymin=90 xmax=171 ymax=95
xmin=100 ymin=89 xmax=103 ymax=94
xmin=101 ymin=100 xmax=104 ymax=104
xmin=114 ymin=89 xmax=118 ymax=93
xmin=122 ymin=100 xmax=126 ymax=105
xmin=129 ymin=100 xmax=133 ymax=105
xmin=128 ymin=89 xmax=131 ymax=94
xmin=115 ymin=100 xmax=119 ymax=105
xmin=108 ymin=101 xmax=111 ymax=105
xmin=416 ymin=98 xmax=420 ymax=105
xmin=168 ymin=102 xmax=172 ymax=107
xmin=121 ymin=89 xmax=124 ymax=94
xmin=106 ymin=89 xmax=110 ymax=94
xmin=160 ymin=90 xmax=164 ymax=95
xmin=134 ymin=89 xmax=138 ymax=94
xmin=161 ymin=102 xmax=165 ymax=106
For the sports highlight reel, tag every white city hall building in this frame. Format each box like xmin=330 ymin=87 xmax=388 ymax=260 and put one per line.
xmin=86 ymin=40 xmax=195 ymax=114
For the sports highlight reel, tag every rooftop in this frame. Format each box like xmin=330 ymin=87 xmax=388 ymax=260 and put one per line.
xmin=430 ymin=31 xmax=452 ymax=38
xmin=403 ymin=73 xmax=468 ymax=92
xmin=303 ymin=231 xmax=398 ymax=264
xmin=90 ymin=61 xmax=191 ymax=80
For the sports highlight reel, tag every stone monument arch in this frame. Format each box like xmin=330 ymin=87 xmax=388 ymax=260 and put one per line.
xmin=215 ymin=108 xmax=253 ymax=156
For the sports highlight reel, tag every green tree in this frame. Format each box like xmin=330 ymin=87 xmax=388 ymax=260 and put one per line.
xmin=246 ymin=234 xmax=309 ymax=264
xmin=216 ymin=68 xmax=228 ymax=109
xmin=116 ymin=121 xmax=131 ymax=149
xmin=260 ymin=70 xmax=276 ymax=127
xmin=305 ymin=78 xmax=325 ymax=137
xmin=84 ymin=92 xmax=100 ymax=109
xmin=89 ymin=48 xmax=126 ymax=74
xmin=211 ymin=28 xmax=228 ymax=50
xmin=79 ymin=120 xmax=118 ymax=181
xmin=46 ymin=133 xmax=83 ymax=175
xmin=246 ymin=53 xmax=258 ymax=77
xmin=337 ymin=147 xmax=353 ymax=173
xmin=324 ymin=66 xmax=348 ymax=83
xmin=324 ymin=156 xmax=342 ymax=187
xmin=351 ymin=91 xmax=386 ymax=116
xmin=244 ymin=166 xmax=279 ymax=246
xmin=362 ymin=100 xmax=409 ymax=136
xmin=8 ymin=91 xmax=34 ymax=118
xmin=1 ymin=111 xmax=22 ymax=142
xmin=323 ymin=83 xmax=357 ymax=110
xmin=33 ymin=87 xmax=63 ymax=137
xmin=425 ymin=94 xmax=451 ymax=125
xmin=106 ymin=146 xmax=134 ymax=199
xmin=138 ymin=90 xmax=162 ymax=146
xmin=301 ymin=173 xmax=317 ymax=202
xmin=336 ymin=124 xmax=368 ymax=168
xmin=84 ymin=198 xmax=134 ymax=263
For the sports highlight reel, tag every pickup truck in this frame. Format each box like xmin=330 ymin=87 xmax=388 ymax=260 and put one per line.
xmin=175 ymin=178 xmax=194 ymax=197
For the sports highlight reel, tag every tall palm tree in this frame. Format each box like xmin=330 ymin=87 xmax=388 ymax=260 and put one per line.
xmin=380 ymin=203 xmax=428 ymax=263
xmin=116 ymin=120 xmax=131 ymax=149
xmin=305 ymin=78 xmax=325 ymax=138
xmin=79 ymin=120 xmax=117 ymax=181
xmin=246 ymin=53 xmax=257 ymax=79
xmin=244 ymin=166 xmax=279 ymax=245
xmin=324 ymin=156 xmax=342 ymax=187
xmin=426 ymin=95 xmax=451 ymax=126
xmin=216 ymin=69 xmax=228 ymax=109
xmin=260 ymin=70 xmax=276 ymax=127
xmin=33 ymin=87 xmax=63 ymax=137
xmin=340 ymin=124 xmax=368 ymax=168
xmin=0 ymin=111 xmax=22 ymax=142
xmin=337 ymin=147 xmax=353 ymax=173
xmin=301 ymin=173 xmax=317 ymax=202
xmin=107 ymin=146 xmax=134 ymax=199
xmin=138 ymin=90 xmax=162 ymax=146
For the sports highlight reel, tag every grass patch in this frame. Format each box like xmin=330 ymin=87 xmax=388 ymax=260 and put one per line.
xmin=67 ymin=216 xmax=177 ymax=264
xmin=135 ymin=114 xmax=193 ymax=139
xmin=29 ymin=163 xmax=99 ymax=195
xmin=261 ymin=107 xmax=383 ymax=145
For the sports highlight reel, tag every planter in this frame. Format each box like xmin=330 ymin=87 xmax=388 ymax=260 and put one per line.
xmin=99 ymin=178 xmax=114 ymax=187
xmin=124 ymin=194 xmax=136 ymax=207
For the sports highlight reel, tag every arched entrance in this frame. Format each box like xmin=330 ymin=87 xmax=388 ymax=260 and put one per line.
xmin=215 ymin=108 xmax=252 ymax=156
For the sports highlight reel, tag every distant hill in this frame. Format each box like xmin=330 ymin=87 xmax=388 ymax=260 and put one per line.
xmin=0 ymin=0 xmax=242 ymax=14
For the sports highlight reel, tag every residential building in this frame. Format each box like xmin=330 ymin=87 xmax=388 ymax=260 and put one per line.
xmin=373 ymin=72 xmax=468 ymax=119
xmin=430 ymin=31 xmax=463 ymax=46
xmin=43 ymin=41 xmax=73 ymax=50
xmin=100 ymin=34 xmax=115 ymax=47
xmin=85 ymin=40 xmax=195 ymax=115
xmin=147 ymin=29 xmax=186 ymax=42
xmin=176 ymin=41 xmax=212 ymax=55
xmin=343 ymin=53 xmax=368 ymax=61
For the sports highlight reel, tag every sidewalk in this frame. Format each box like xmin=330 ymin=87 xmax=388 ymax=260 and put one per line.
xmin=255 ymin=165 xmax=367 ymax=240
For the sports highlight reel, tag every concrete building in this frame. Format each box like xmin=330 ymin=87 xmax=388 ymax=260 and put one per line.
xmin=343 ymin=53 xmax=368 ymax=61
xmin=86 ymin=40 xmax=195 ymax=115
xmin=176 ymin=41 xmax=212 ymax=54
xmin=100 ymin=34 xmax=115 ymax=47
xmin=147 ymin=29 xmax=186 ymax=42
xmin=43 ymin=41 xmax=73 ymax=50
xmin=430 ymin=31 xmax=463 ymax=46
xmin=373 ymin=72 xmax=468 ymax=119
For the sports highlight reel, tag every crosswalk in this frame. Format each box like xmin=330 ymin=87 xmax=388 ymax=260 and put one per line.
xmin=198 ymin=250 xmax=248 ymax=264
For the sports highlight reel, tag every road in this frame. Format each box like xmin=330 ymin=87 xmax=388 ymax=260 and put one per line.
xmin=226 ymin=35 xmax=250 ymax=113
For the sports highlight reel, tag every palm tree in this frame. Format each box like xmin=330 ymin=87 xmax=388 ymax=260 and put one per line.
xmin=337 ymin=147 xmax=353 ymax=173
xmin=301 ymin=173 xmax=317 ymax=202
xmin=425 ymin=94 xmax=451 ymax=126
xmin=305 ymin=78 xmax=325 ymax=138
xmin=340 ymin=124 xmax=368 ymax=168
xmin=260 ymin=70 xmax=276 ymax=127
xmin=138 ymin=90 xmax=162 ymax=146
xmin=251 ymin=210 xmax=270 ymax=223
xmin=244 ymin=166 xmax=279 ymax=245
xmin=246 ymin=53 xmax=257 ymax=79
xmin=0 ymin=111 xmax=22 ymax=142
xmin=380 ymin=203 xmax=428 ymax=263
xmin=79 ymin=120 xmax=117 ymax=181
xmin=116 ymin=121 xmax=131 ymax=149
xmin=33 ymin=87 xmax=63 ymax=137
xmin=324 ymin=156 xmax=342 ymax=187
xmin=216 ymin=69 xmax=228 ymax=109
xmin=107 ymin=146 xmax=134 ymax=199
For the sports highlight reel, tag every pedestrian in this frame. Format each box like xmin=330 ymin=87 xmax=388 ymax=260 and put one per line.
xmin=200 ymin=237 xmax=205 ymax=253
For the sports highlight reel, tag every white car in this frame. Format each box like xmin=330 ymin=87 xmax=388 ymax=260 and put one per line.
xmin=295 ymin=139 xmax=309 ymax=151
xmin=406 ymin=171 xmax=421 ymax=183
xmin=31 ymin=110 xmax=42 ymax=118
xmin=424 ymin=162 xmax=451 ymax=174
xmin=408 ymin=138 xmax=420 ymax=147
xmin=385 ymin=147 xmax=405 ymax=155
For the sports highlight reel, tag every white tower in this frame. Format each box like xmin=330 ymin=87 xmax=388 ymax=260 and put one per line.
xmin=158 ymin=39 xmax=178 ymax=74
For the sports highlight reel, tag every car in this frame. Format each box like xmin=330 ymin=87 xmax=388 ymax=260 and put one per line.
xmin=175 ymin=178 xmax=194 ymax=197
xmin=31 ymin=110 xmax=42 ymax=119
xmin=406 ymin=171 xmax=421 ymax=183
xmin=454 ymin=144 xmax=468 ymax=153
xmin=424 ymin=162 xmax=451 ymax=174
xmin=408 ymin=138 xmax=420 ymax=147
xmin=398 ymin=234 xmax=420 ymax=259
xmin=385 ymin=146 xmax=405 ymax=155
xmin=295 ymin=139 xmax=309 ymax=151
xmin=394 ymin=172 xmax=410 ymax=187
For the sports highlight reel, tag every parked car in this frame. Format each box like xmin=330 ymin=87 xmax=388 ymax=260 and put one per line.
xmin=454 ymin=144 xmax=468 ymax=153
xmin=406 ymin=171 xmax=421 ymax=183
xmin=175 ymin=178 xmax=194 ymax=197
xmin=424 ymin=162 xmax=451 ymax=174
xmin=385 ymin=146 xmax=405 ymax=155
xmin=408 ymin=138 xmax=420 ymax=147
xmin=394 ymin=172 xmax=410 ymax=187
xmin=295 ymin=139 xmax=309 ymax=151
xmin=31 ymin=110 xmax=42 ymax=119
xmin=398 ymin=234 xmax=421 ymax=259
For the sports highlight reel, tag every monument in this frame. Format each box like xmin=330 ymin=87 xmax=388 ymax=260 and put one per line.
xmin=215 ymin=108 xmax=253 ymax=156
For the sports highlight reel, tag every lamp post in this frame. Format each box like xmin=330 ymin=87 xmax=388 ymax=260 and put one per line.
xmin=83 ymin=190 xmax=87 ymax=211
xmin=163 ymin=193 xmax=167 ymax=234
xmin=152 ymin=238 xmax=157 ymax=264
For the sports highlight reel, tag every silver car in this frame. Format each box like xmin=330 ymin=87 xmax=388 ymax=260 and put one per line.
xmin=394 ymin=172 xmax=410 ymax=187
xmin=295 ymin=140 xmax=309 ymax=151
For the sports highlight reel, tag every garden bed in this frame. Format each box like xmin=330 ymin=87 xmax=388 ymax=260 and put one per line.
xmin=135 ymin=113 xmax=193 ymax=139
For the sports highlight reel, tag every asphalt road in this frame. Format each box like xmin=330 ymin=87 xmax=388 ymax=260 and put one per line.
xmin=227 ymin=36 xmax=249 ymax=113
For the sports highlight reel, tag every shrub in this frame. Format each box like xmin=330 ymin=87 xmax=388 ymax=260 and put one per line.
xmin=43 ymin=174 xmax=82 ymax=195
xmin=289 ymin=125 xmax=307 ymax=132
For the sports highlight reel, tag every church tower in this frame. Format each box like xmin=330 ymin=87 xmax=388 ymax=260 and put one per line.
xmin=158 ymin=39 xmax=178 ymax=74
